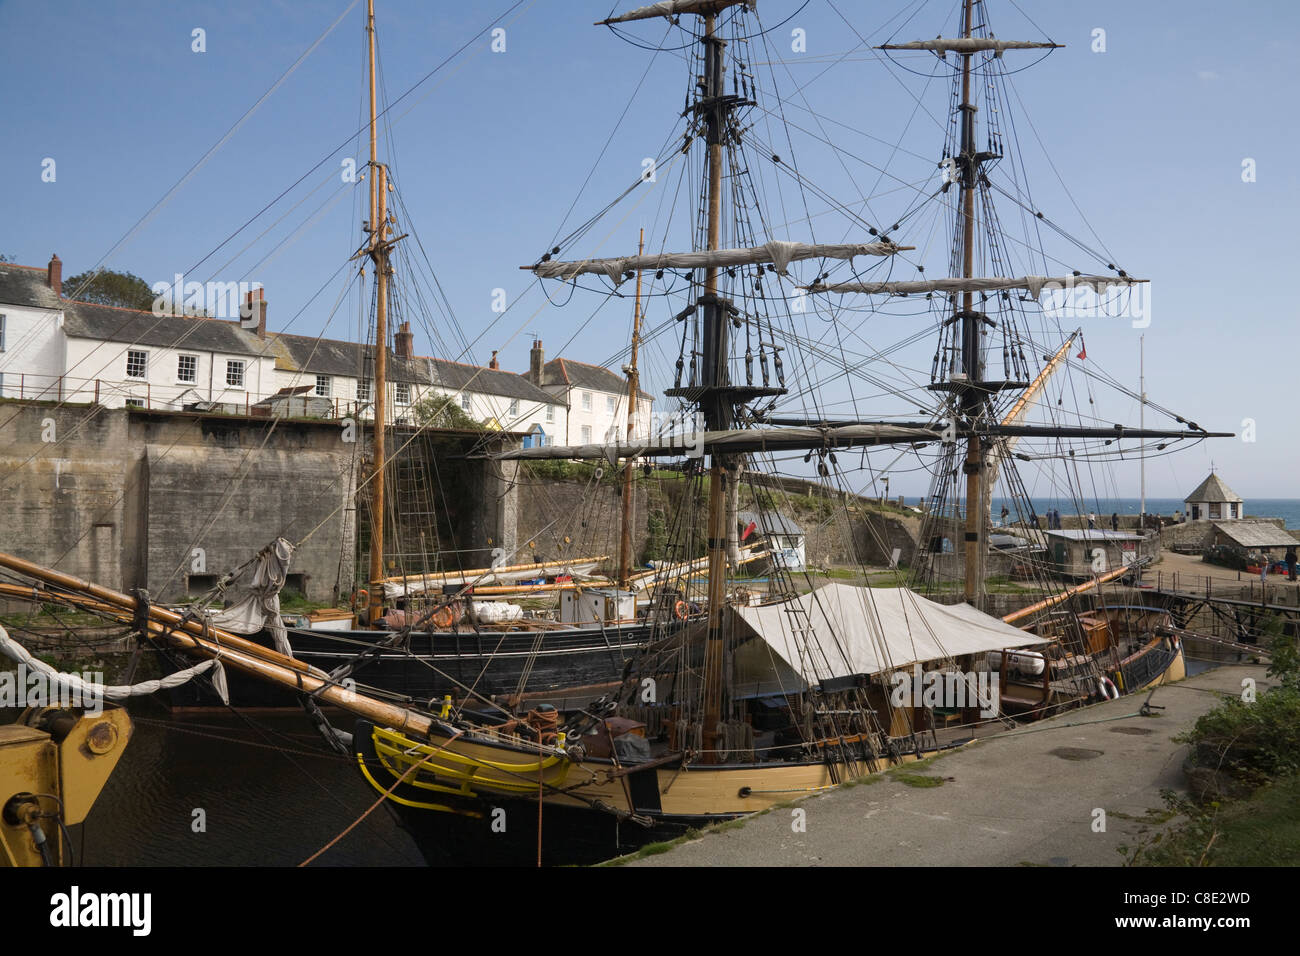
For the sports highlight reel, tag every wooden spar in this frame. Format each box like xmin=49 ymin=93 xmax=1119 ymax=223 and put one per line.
xmin=958 ymin=0 xmax=985 ymax=611
xmin=1001 ymin=563 xmax=1132 ymax=625
xmin=364 ymin=0 xmax=389 ymax=625
xmin=701 ymin=11 xmax=727 ymax=763
xmin=380 ymin=555 xmax=610 ymax=586
xmin=1001 ymin=331 xmax=1078 ymax=428
xmin=0 ymin=551 xmax=316 ymax=675
xmin=0 ymin=574 xmax=432 ymax=735
xmin=618 ymin=228 xmax=645 ymax=588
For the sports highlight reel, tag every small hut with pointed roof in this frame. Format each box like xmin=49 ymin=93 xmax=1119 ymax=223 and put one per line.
xmin=1184 ymin=471 xmax=1243 ymax=522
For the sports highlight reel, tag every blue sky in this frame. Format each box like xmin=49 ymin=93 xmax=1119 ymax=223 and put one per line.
xmin=2 ymin=0 xmax=1296 ymax=499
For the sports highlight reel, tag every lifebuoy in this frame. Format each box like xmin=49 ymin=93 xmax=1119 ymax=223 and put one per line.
xmin=1098 ymin=676 xmax=1119 ymax=700
xmin=673 ymin=600 xmax=689 ymax=620
xmin=430 ymin=604 xmax=455 ymax=629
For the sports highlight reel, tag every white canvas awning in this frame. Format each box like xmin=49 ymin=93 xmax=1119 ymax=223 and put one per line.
xmin=732 ymin=583 xmax=1047 ymax=687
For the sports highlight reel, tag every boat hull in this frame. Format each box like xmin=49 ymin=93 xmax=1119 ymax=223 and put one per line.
xmin=353 ymin=718 xmax=934 ymax=865
xmin=160 ymin=621 xmax=654 ymax=708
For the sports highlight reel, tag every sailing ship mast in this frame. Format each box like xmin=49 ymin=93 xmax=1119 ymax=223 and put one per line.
xmin=364 ymin=0 xmax=396 ymax=624
xmin=618 ymin=229 xmax=645 ymax=589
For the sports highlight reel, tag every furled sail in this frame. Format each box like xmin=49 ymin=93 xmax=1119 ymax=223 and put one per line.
xmin=879 ymin=38 xmax=1061 ymax=57
xmin=598 ymin=0 xmax=755 ymax=26
xmin=804 ymin=275 xmax=1143 ymax=297
xmin=530 ymin=240 xmax=904 ymax=285
xmin=487 ymin=423 xmax=943 ymax=460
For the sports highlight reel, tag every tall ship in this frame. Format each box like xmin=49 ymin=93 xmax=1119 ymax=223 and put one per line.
xmin=0 ymin=0 xmax=1229 ymax=866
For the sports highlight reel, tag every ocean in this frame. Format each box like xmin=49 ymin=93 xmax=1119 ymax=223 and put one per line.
xmin=976 ymin=498 xmax=1300 ymax=530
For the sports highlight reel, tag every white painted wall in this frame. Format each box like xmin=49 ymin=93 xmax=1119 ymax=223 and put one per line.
xmin=0 ymin=303 xmax=66 ymax=400
xmin=547 ymin=385 xmax=653 ymax=445
xmin=58 ymin=336 xmax=277 ymax=410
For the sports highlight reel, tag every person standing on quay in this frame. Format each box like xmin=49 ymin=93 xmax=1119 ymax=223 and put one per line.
xmin=1087 ymin=512 xmax=1096 ymax=530
xmin=1111 ymin=512 xmax=1119 ymax=532
xmin=1287 ymin=545 xmax=1297 ymax=583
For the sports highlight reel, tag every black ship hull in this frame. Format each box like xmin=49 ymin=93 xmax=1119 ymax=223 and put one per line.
xmin=160 ymin=620 xmax=654 ymax=709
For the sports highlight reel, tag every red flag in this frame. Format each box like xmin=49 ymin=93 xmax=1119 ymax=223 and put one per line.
xmin=741 ymin=520 xmax=758 ymax=541
xmin=1076 ymin=344 xmax=1087 ymax=360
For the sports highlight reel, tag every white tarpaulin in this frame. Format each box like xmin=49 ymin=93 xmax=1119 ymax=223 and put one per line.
xmin=733 ymin=583 xmax=1047 ymax=685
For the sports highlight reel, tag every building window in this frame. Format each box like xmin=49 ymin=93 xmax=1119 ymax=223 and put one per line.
xmin=315 ymin=374 xmax=331 ymax=397
xmin=581 ymin=425 xmax=592 ymax=443
xmin=606 ymin=395 xmax=616 ymax=414
xmin=395 ymin=382 xmax=411 ymax=405
xmin=226 ymin=360 xmax=245 ymax=388
xmin=0 ymin=314 xmax=6 ymax=351
xmin=508 ymin=398 xmax=519 ymax=417
xmin=177 ymin=354 xmax=197 ymax=384
xmin=581 ymin=391 xmax=592 ymax=410
xmin=126 ymin=350 xmax=148 ymax=380
xmin=358 ymin=378 xmax=371 ymax=402
xmin=125 ymin=398 xmax=145 ymax=408
xmin=545 ymin=404 xmax=554 ymax=423
xmin=460 ymin=392 xmax=472 ymax=411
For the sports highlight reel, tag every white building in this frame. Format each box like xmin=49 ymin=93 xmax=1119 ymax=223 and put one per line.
xmin=0 ymin=257 xmax=72 ymax=402
xmin=0 ymin=259 xmax=563 ymax=433
xmin=525 ymin=338 xmax=653 ymax=446
xmin=1184 ymin=471 xmax=1244 ymax=522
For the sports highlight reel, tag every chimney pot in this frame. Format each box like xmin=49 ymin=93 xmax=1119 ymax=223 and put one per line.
xmin=395 ymin=321 xmax=414 ymax=359
xmin=242 ymin=288 xmax=267 ymax=338
xmin=529 ymin=339 xmax=545 ymax=385
xmin=47 ymin=254 xmax=62 ymax=296
xmin=489 ymin=350 xmax=499 ymax=370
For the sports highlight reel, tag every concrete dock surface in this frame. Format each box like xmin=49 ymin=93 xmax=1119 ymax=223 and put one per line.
xmin=623 ymin=663 xmax=1273 ymax=867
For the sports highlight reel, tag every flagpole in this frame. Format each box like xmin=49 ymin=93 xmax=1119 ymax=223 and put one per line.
xmin=1139 ymin=334 xmax=1146 ymax=525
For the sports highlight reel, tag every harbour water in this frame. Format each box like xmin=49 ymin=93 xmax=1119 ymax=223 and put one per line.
xmin=76 ymin=702 xmax=424 ymax=866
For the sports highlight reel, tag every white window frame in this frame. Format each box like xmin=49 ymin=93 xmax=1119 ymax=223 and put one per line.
xmin=176 ymin=354 xmax=198 ymax=384
xmin=460 ymin=392 xmax=472 ymax=412
xmin=358 ymin=378 xmax=371 ymax=402
xmin=315 ymin=374 xmax=331 ymax=398
xmin=606 ymin=395 xmax=616 ymax=414
xmin=0 ymin=314 xmax=6 ymax=351
xmin=581 ymin=424 xmax=592 ymax=444
xmin=508 ymin=398 xmax=520 ymax=417
xmin=225 ymin=359 xmax=246 ymax=389
xmin=395 ymin=382 xmax=411 ymax=405
xmin=581 ymin=391 xmax=592 ymax=410
xmin=126 ymin=350 xmax=148 ymax=381
xmin=545 ymin=404 xmax=554 ymax=423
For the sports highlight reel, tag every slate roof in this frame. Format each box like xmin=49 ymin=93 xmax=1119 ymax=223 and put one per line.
xmin=0 ymin=263 xmax=63 ymax=311
xmin=738 ymin=510 xmax=804 ymax=536
xmin=1185 ymin=472 xmax=1242 ymax=503
xmin=426 ymin=358 xmax=559 ymax=404
xmin=543 ymin=357 xmax=653 ymax=400
xmin=265 ymin=332 xmax=432 ymax=384
xmin=65 ymin=300 xmax=266 ymax=356
xmin=1043 ymin=529 xmax=1145 ymax=542
xmin=1213 ymin=521 xmax=1298 ymax=549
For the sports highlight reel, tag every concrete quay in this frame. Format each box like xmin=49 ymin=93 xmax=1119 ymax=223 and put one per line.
xmin=621 ymin=663 xmax=1273 ymax=867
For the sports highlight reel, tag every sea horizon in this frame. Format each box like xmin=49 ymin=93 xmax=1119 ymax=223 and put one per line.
xmin=949 ymin=497 xmax=1300 ymax=530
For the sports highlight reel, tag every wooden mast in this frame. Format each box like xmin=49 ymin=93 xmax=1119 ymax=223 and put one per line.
xmin=365 ymin=0 xmax=389 ymax=624
xmin=618 ymin=228 xmax=645 ymax=588
xmin=958 ymin=0 xmax=986 ymax=610
xmin=701 ymin=11 xmax=728 ymax=763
